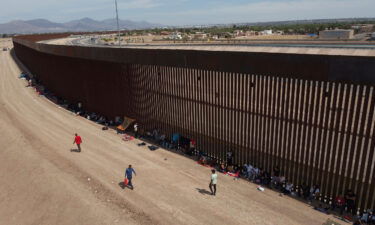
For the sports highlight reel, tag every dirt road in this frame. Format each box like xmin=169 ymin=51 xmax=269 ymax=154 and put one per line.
xmin=0 ymin=38 xmax=340 ymax=225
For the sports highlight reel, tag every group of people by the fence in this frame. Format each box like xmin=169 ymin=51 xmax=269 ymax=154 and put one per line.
xmin=20 ymin=72 xmax=374 ymax=224
xmin=135 ymin=124 xmax=374 ymax=224
xmin=20 ymin=72 xmax=124 ymax=128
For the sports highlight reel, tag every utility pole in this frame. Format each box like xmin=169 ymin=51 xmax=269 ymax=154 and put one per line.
xmin=115 ymin=0 xmax=121 ymax=46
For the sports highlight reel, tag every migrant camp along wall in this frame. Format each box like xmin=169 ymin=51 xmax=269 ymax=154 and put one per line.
xmin=13 ymin=34 xmax=375 ymax=210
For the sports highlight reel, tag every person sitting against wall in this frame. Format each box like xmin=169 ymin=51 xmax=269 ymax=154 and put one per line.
xmin=159 ymin=133 xmax=166 ymax=146
xmin=247 ymin=165 xmax=255 ymax=181
xmin=97 ymin=116 xmax=106 ymax=124
xmin=27 ymin=79 xmax=33 ymax=87
xmin=88 ymin=112 xmax=97 ymax=121
xmin=309 ymin=184 xmax=320 ymax=203
xmin=144 ymin=130 xmax=152 ymax=139
xmin=131 ymin=123 xmax=138 ymax=138
xmin=165 ymin=135 xmax=173 ymax=149
xmin=274 ymin=175 xmax=286 ymax=190
xmin=345 ymin=189 xmax=356 ymax=215
xmin=272 ymin=165 xmax=281 ymax=179
xmin=254 ymin=167 xmax=267 ymax=184
xmin=252 ymin=166 xmax=260 ymax=181
xmin=75 ymin=102 xmax=83 ymax=115
xmin=282 ymin=181 xmax=293 ymax=195
xmin=234 ymin=165 xmax=241 ymax=174
xmin=261 ymin=170 xmax=271 ymax=185
xmin=114 ymin=116 xmax=121 ymax=126
xmin=60 ymin=99 xmax=69 ymax=108
xmin=181 ymin=141 xmax=189 ymax=155
xmin=152 ymin=129 xmax=159 ymax=141
xmin=198 ymin=155 xmax=208 ymax=165
xmin=245 ymin=163 xmax=254 ymax=180
xmin=188 ymin=139 xmax=196 ymax=156
xmin=94 ymin=115 xmax=100 ymax=122
xmin=241 ymin=164 xmax=248 ymax=178
xmin=218 ymin=162 xmax=226 ymax=173
xmin=226 ymin=164 xmax=234 ymax=173
xmin=226 ymin=150 xmax=234 ymax=166
xmin=301 ymin=182 xmax=310 ymax=200
xmin=331 ymin=195 xmax=346 ymax=215
xmin=171 ymin=133 xmax=180 ymax=149
xmin=255 ymin=167 xmax=264 ymax=183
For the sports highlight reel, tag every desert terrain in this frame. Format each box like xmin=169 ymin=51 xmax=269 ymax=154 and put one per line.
xmin=0 ymin=38 xmax=341 ymax=225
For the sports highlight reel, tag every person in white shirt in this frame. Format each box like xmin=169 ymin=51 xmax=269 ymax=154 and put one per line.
xmin=286 ymin=183 xmax=293 ymax=191
xmin=209 ymin=170 xmax=218 ymax=196
xmin=134 ymin=123 xmax=139 ymax=138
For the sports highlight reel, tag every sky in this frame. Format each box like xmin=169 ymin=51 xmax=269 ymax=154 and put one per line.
xmin=0 ymin=0 xmax=374 ymax=25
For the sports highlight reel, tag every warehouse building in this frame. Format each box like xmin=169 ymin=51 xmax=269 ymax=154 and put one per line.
xmin=319 ymin=29 xmax=354 ymax=39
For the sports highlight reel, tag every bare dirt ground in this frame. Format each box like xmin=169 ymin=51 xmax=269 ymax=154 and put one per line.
xmin=0 ymin=38 xmax=343 ymax=225
xmin=45 ymin=36 xmax=375 ymax=57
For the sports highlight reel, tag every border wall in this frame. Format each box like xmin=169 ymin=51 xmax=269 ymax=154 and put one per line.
xmin=13 ymin=34 xmax=375 ymax=210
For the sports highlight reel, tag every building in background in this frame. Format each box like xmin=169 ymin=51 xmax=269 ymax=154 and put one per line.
xmin=193 ymin=32 xmax=208 ymax=40
xmin=245 ymin=31 xmax=256 ymax=36
xmin=160 ymin=31 xmax=171 ymax=36
xmin=319 ymin=29 xmax=354 ymax=39
xmin=169 ymin=32 xmax=182 ymax=40
xmin=233 ymin=30 xmax=245 ymax=37
xmin=351 ymin=24 xmax=374 ymax=33
xmin=261 ymin=29 xmax=273 ymax=35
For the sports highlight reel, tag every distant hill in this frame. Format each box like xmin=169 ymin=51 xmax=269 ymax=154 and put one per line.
xmin=0 ymin=17 xmax=162 ymax=34
xmin=2 ymin=17 xmax=375 ymax=34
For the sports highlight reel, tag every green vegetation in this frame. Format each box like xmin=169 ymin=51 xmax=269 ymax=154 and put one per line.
xmin=1 ymin=34 xmax=13 ymax=38
xmin=101 ymin=38 xmax=112 ymax=42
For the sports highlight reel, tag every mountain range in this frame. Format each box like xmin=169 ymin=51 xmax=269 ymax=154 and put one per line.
xmin=0 ymin=18 xmax=162 ymax=34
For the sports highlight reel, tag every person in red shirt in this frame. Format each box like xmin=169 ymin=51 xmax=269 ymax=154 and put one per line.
xmin=73 ymin=133 xmax=82 ymax=152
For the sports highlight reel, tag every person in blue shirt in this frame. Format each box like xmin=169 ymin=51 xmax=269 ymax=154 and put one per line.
xmin=125 ymin=165 xmax=136 ymax=190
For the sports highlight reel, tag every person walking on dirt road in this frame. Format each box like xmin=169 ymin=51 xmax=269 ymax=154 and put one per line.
xmin=209 ymin=169 xmax=217 ymax=196
xmin=73 ymin=133 xmax=82 ymax=152
xmin=125 ymin=165 xmax=137 ymax=190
